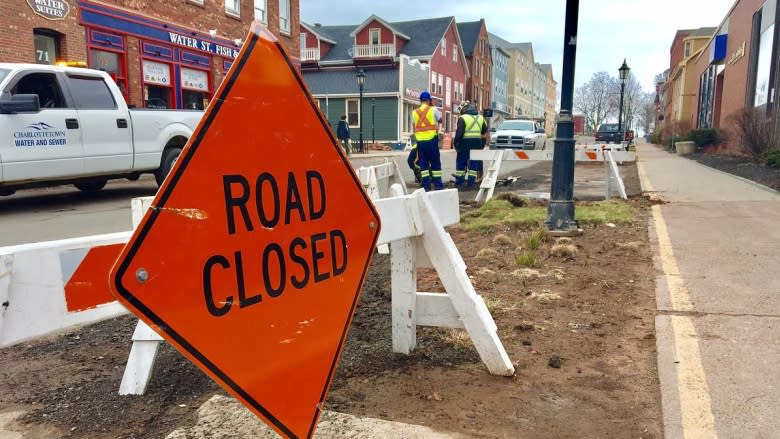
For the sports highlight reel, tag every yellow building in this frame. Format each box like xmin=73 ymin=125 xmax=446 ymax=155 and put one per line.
xmin=668 ymin=28 xmax=717 ymax=132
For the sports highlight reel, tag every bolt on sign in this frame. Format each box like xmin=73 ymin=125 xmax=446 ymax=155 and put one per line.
xmin=110 ymin=24 xmax=381 ymax=439
xmin=26 ymin=0 xmax=71 ymax=20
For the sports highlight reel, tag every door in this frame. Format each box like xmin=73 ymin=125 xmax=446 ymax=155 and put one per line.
xmin=0 ymin=71 xmax=83 ymax=182
xmin=64 ymin=74 xmax=133 ymax=174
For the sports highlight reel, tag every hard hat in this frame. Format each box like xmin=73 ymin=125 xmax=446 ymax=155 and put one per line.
xmin=458 ymin=100 xmax=471 ymax=113
xmin=420 ymin=91 xmax=431 ymax=102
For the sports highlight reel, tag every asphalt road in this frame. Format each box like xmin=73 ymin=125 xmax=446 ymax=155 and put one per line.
xmin=0 ymin=150 xmax=539 ymax=246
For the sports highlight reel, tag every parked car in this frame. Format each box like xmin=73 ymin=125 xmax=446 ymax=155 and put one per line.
xmin=0 ymin=63 xmax=203 ymax=196
xmin=490 ymin=119 xmax=546 ymax=150
xmin=595 ymin=123 xmax=623 ymax=143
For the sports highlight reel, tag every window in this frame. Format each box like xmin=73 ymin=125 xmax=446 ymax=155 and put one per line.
xmin=142 ymin=60 xmax=173 ymax=109
xmin=369 ymin=28 xmax=380 ymax=45
xmin=754 ymin=23 xmax=774 ymax=107
xmin=279 ymin=0 xmax=290 ymax=34
xmin=445 ymin=76 xmax=451 ymax=107
xmin=441 ymin=38 xmax=446 ymax=56
xmin=0 ymin=69 xmax=9 ymax=84
xmin=10 ymin=72 xmax=67 ymax=108
xmin=34 ymin=29 xmax=61 ymax=65
xmin=65 ymin=76 xmax=117 ymax=109
xmin=225 ymin=0 xmax=240 ymax=16
xmin=89 ymin=49 xmax=127 ymax=100
xmin=445 ymin=111 xmax=451 ymax=131
xmin=181 ymin=67 xmax=210 ymax=110
xmin=189 ymin=0 xmax=203 ymax=4
xmin=453 ymin=44 xmax=457 ymax=62
xmin=346 ymin=98 xmax=360 ymax=127
xmin=254 ymin=0 xmax=266 ymax=22
xmin=684 ymin=41 xmax=692 ymax=58
xmin=437 ymin=74 xmax=443 ymax=94
xmin=431 ymin=72 xmax=436 ymax=93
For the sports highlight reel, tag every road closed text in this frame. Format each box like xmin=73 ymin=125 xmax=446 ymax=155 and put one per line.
xmin=203 ymin=171 xmax=348 ymax=317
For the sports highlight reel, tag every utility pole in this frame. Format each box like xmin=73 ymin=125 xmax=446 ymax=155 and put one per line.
xmin=545 ymin=0 xmax=580 ymax=233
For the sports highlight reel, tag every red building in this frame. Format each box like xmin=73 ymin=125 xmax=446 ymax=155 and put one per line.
xmin=300 ymin=15 xmax=468 ymax=138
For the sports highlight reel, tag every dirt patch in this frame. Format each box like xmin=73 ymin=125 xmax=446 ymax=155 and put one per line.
xmin=689 ymin=151 xmax=780 ymax=191
xmin=0 ymin=201 xmax=661 ymax=438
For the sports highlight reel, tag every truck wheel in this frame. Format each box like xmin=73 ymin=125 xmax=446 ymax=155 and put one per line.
xmin=155 ymin=147 xmax=182 ymax=186
xmin=75 ymin=179 xmax=107 ymax=192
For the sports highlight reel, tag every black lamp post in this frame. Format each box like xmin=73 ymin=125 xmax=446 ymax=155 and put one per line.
xmin=545 ymin=0 xmax=580 ymax=233
xmin=356 ymin=69 xmax=366 ymax=153
xmin=617 ymin=59 xmax=630 ymax=140
xmin=372 ymin=98 xmax=376 ymax=143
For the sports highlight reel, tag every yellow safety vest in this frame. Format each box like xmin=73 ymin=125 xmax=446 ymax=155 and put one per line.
xmin=461 ymin=114 xmax=485 ymax=139
xmin=413 ymin=104 xmax=438 ymax=141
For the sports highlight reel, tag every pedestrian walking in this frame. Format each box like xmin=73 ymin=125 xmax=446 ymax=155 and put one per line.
xmin=453 ymin=101 xmax=487 ymax=188
xmin=412 ymin=91 xmax=443 ymax=191
xmin=336 ymin=115 xmax=351 ymax=156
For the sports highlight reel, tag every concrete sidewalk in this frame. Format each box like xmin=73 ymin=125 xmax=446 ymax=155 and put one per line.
xmin=638 ymin=142 xmax=780 ymax=438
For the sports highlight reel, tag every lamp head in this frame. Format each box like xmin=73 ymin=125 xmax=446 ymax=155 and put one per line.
xmin=619 ymin=59 xmax=631 ymax=81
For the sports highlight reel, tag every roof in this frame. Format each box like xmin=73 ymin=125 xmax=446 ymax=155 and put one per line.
xmin=313 ymin=16 xmax=454 ymax=63
xmin=349 ymin=14 xmax=411 ymax=40
xmin=487 ymin=33 xmax=533 ymax=55
xmin=302 ymin=69 xmax=399 ymax=95
xmin=456 ymin=21 xmax=482 ymax=56
xmin=689 ymin=27 xmax=717 ymax=38
xmin=301 ymin=22 xmax=337 ymax=45
xmin=540 ymin=63 xmax=553 ymax=77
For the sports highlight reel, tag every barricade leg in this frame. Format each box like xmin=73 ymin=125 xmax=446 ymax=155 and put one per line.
xmin=119 ymin=320 xmax=164 ymax=395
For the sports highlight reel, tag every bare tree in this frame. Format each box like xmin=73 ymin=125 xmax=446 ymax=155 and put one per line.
xmin=619 ymin=72 xmax=644 ymax=131
xmin=574 ymin=72 xmax=616 ymax=134
xmin=637 ymin=92 xmax=656 ymax=134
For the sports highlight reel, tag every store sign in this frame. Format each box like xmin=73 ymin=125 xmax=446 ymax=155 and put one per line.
xmin=181 ymin=68 xmax=208 ymax=91
xmin=728 ymin=41 xmax=746 ymax=65
xmin=168 ymin=32 xmax=239 ymax=59
xmin=143 ymin=60 xmax=171 ymax=86
xmin=405 ymin=87 xmax=422 ymax=100
xmin=26 ymin=0 xmax=70 ymax=20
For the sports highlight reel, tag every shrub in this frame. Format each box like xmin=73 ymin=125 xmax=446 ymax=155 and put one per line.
xmin=767 ymin=150 xmax=780 ymax=169
xmin=687 ymin=128 xmax=723 ymax=148
xmin=730 ymin=107 xmax=777 ymax=162
xmin=516 ymin=252 xmax=537 ymax=268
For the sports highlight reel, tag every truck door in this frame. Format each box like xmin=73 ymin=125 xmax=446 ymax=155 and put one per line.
xmin=0 ymin=71 xmax=83 ymax=182
xmin=64 ymin=74 xmax=133 ymax=174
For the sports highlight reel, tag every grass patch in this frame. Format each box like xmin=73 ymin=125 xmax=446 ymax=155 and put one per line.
xmin=460 ymin=200 xmax=546 ymax=231
xmin=460 ymin=199 xmax=634 ymax=232
xmin=483 ymin=296 xmax=514 ymax=314
xmin=475 ymin=248 xmax=499 ymax=259
xmin=530 ymin=290 xmax=562 ymax=304
xmin=576 ymin=200 xmax=635 ymax=225
xmin=525 ymin=227 xmax=550 ymax=250
xmin=616 ymin=241 xmax=643 ymax=250
xmin=516 ymin=252 xmax=537 ymax=268
xmin=492 ymin=234 xmax=514 ymax=246
xmin=550 ymin=243 xmax=578 ymax=258
xmin=512 ymin=268 xmax=542 ymax=281
xmin=438 ymin=329 xmax=472 ymax=349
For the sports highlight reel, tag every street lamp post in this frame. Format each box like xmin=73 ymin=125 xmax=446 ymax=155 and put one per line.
xmin=545 ymin=0 xmax=580 ymax=233
xmin=356 ymin=69 xmax=366 ymax=153
xmin=372 ymin=98 xmax=376 ymax=143
xmin=617 ymin=59 xmax=630 ymax=140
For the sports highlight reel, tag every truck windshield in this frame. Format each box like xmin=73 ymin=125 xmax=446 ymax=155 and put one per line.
xmin=599 ymin=124 xmax=619 ymax=132
xmin=499 ymin=120 xmax=535 ymax=131
xmin=0 ymin=69 xmax=9 ymax=85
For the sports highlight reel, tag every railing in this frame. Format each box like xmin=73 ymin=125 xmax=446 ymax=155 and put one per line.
xmin=353 ymin=44 xmax=395 ymax=58
xmin=300 ymin=47 xmax=320 ymax=62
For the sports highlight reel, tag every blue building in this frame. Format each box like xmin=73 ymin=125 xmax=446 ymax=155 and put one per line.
xmin=488 ymin=33 xmax=511 ymax=123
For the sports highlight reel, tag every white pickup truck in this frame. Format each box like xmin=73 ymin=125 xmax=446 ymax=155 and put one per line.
xmin=0 ymin=63 xmax=203 ymax=196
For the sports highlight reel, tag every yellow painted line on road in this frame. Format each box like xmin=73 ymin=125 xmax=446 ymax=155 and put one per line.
xmin=639 ymin=155 xmax=717 ymax=438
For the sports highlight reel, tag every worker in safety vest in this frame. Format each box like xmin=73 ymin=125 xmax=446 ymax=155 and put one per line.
xmin=453 ymin=101 xmax=487 ymax=188
xmin=412 ymin=91 xmax=443 ymax=191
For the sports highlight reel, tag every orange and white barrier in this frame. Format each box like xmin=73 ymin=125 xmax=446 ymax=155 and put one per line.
xmin=471 ymin=148 xmax=635 ymax=204
xmin=0 ymin=232 xmax=131 ymax=348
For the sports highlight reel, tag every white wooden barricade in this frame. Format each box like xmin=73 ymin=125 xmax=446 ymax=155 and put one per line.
xmin=605 ymin=150 xmax=628 ymax=200
xmin=471 ymin=149 xmax=636 ymax=204
xmin=357 ymin=160 xmax=408 ymax=254
xmin=382 ymin=186 xmax=514 ymax=376
xmin=0 ymin=233 xmax=130 ymax=348
xmin=120 ymin=196 xmax=165 ymax=396
xmin=120 ymin=187 xmax=515 ymax=392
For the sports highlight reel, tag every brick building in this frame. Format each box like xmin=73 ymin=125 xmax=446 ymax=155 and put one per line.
xmin=457 ymin=19 xmax=492 ymax=113
xmin=1 ymin=0 xmax=299 ymax=109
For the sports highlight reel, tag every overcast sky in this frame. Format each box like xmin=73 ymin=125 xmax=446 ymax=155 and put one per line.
xmin=301 ymin=0 xmax=736 ymax=93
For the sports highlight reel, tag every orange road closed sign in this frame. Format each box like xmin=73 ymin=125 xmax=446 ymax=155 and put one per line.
xmin=110 ymin=24 xmax=380 ymax=439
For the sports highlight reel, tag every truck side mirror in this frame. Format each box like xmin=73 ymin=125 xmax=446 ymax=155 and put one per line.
xmin=535 ymin=127 xmax=545 ymax=134
xmin=0 ymin=94 xmax=41 ymax=114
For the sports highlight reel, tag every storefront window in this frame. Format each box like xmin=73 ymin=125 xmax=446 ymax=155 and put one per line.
xmin=90 ymin=49 xmax=127 ymax=100
xmin=181 ymin=67 xmax=210 ymax=110
xmin=142 ymin=60 xmax=173 ymax=109
xmin=754 ymin=24 xmax=774 ymax=107
xmin=34 ymin=30 xmax=59 ymax=65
